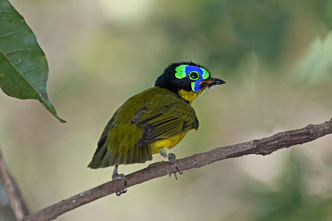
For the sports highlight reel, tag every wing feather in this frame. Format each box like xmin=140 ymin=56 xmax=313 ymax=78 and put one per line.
xmin=133 ymin=94 xmax=198 ymax=146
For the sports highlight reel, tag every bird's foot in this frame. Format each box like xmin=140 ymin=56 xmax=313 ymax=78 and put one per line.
xmin=112 ymin=165 xmax=127 ymax=196
xmin=168 ymin=153 xmax=183 ymax=180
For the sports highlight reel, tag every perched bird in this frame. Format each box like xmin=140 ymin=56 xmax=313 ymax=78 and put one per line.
xmin=88 ymin=62 xmax=225 ymax=195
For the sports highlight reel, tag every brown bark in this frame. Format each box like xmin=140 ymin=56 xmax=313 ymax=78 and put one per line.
xmin=0 ymin=147 xmax=29 ymax=220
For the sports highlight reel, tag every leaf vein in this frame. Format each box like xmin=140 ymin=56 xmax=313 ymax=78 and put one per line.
xmin=0 ymin=31 xmax=20 ymax=38
xmin=21 ymin=66 xmax=43 ymax=74
xmin=5 ymin=48 xmax=40 ymax=55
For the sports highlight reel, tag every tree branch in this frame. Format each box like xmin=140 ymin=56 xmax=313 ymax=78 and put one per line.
xmin=0 ymin=146 xmax=25 ymax=220
xmin=21 ymin=119 xmax=332 ymax=221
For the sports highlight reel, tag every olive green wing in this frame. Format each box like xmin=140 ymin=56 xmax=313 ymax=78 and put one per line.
xmin=88 ymin=115 xmax=153 ymax=168
xmin=133 ymin=94 xmax=199 ymax=147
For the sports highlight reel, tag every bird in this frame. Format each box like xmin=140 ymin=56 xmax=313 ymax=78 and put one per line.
xmin=88 ymin=61 xmax=225 ymax=195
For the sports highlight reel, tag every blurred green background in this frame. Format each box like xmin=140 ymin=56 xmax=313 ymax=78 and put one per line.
xmin=1 ymin=0 xmax=332 ymax=220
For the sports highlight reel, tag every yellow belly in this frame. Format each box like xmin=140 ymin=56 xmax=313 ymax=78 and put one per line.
xmin=150 ymin=132 xmax=187 ymax=155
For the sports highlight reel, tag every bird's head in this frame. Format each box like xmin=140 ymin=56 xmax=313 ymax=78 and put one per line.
xmin=154 ymin=62 xmax=225 ymax=103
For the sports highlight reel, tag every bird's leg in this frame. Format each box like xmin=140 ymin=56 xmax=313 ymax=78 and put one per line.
xmin=168 ymin=153 xmax=183 ymax=180
xmin=160 ymin=148 xmax=183 ymax=180
xmin=112 ymin=165 xmax=127 ymax=196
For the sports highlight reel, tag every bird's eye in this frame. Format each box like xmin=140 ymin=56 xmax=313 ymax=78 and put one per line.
xmin=189 ymin=72 xmax=199 ymax=81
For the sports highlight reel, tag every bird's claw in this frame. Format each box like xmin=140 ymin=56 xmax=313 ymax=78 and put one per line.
xmin=168 ymin=153 xmax=183 ymax=180
xmin=112 ymin=173 xmax=127 ymax=185
xmin=113 ymin=175 xmax=127 ymax=196
xmin=112 ymin=165 xmax=127 ymax=196
xmin=115 ymin=188 xmax=127 ymax=196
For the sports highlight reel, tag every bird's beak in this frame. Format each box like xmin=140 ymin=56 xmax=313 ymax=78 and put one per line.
xmin=200 ymin=77 xmax=225 ymax=87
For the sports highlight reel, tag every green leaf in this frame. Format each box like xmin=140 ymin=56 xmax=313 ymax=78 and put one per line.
xmin=0 ymin=0 xmax=65 ymax=123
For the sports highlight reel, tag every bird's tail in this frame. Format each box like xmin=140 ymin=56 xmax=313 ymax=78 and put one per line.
xmin=88 ymin=142 xmax=152 ymax=168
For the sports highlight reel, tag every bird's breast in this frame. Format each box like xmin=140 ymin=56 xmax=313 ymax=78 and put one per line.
xmin=149 ymin=132 xmax=188 ymax=154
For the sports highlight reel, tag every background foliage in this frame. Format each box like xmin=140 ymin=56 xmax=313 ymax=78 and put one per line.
xmin=1 ymin=0 xmax=332 ymax=220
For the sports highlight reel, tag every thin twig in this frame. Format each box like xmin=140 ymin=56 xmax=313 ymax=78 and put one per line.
xmin=21 ymin=119 xmax=332 ymax=221
xmin=0 ymin=146 xmax=24 ymax=220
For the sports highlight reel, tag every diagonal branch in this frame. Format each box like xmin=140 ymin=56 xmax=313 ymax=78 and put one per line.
xmin=21 ymin=119 xmax=332 ymax=221
xmin=0 ymin=146 xmax=25 ymax=220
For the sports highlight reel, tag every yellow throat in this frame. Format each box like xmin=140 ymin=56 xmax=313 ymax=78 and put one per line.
xmin=177 ymin=88 xmax=205 ymax=105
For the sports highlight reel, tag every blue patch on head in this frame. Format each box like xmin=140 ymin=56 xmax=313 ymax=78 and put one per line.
xmin=175 ymin=65 xmax=210 ymax=92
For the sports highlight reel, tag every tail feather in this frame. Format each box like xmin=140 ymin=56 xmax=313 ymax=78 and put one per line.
xmin=88 ymin=143 xmax=108 ymax=168
xmin=88 ymin=143 xmax=152 ymax=168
